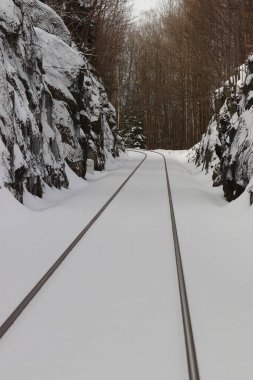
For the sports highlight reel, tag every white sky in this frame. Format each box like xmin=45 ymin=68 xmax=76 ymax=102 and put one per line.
xmin=131 ymin=0 xmax=160 ymax=16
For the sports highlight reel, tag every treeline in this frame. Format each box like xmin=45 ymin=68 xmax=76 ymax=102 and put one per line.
xmin=121 ymin=0 xmax=253 ymax=149
xmin=43 ymin=0 xmax=253 ymax=150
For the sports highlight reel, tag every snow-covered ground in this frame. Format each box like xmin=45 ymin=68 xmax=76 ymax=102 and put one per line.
xmin=164 ymin=150 xmax=253 ymax=380
xmin=0 ymin=151 xmax=187 ymax=379
xmin=0 ymin=152 xmax=132 ymax=325
xmin=1 ymin=150 xmax=253 ymax=379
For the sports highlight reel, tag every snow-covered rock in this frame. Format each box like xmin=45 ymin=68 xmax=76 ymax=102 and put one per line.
xmin=0 ymin=0 xmax=124 ymax=202
xmin=23 ymin=0 xmax=71 ymax=45
xmin=193 ymin=63 xmax=253 ymax=201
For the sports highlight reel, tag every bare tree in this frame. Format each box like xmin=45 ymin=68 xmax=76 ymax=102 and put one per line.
xmin=121 ymin=0 xmax=253 ymax=149
xmin=48 ymin=0 xmax=131 ymax=111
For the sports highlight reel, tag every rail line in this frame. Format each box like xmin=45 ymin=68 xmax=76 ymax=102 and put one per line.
xmin=151 ymin=151 xmax=200 ymax=380
xmin=1 ymin=150 xmax=200 ymax=380
xmin=0 ymin=152 xmax=147 ymax=340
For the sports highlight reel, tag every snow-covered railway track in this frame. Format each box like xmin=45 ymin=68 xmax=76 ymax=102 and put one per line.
xmin=152 ymin=151 xmax=200 ymax=380
xmin=0 ymin=153 xmax=147 ymax=340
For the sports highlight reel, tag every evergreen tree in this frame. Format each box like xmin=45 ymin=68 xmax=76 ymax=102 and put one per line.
xmin=123 ymin=114 xmax=146 ymax=149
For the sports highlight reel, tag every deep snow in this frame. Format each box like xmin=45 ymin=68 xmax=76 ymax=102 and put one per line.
xmin=0 ymin=152 xmax=130 ymax=325
xmin=1 ymin=150 xmax=253 ymax=379
xmin=164 ymin=150 xmax=253 ymax=379
xmin=0 ymin=151 xmax=187 ymax=379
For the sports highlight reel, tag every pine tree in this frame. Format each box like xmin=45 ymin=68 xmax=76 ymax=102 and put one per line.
xmin=122 ymin=114 xmax=146 ymax=149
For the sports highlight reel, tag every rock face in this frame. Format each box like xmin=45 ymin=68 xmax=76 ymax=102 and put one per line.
xmin=193 ymin=61 xmax=253 ymax=201
xmin=0 ymin=0 xmax=124 ymax=202
xmin=23 ymin=0 xmax=71 ymax=45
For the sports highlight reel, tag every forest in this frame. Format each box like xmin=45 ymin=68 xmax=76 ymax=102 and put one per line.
xmin=47 ymin=0 xmax=253 ymax=149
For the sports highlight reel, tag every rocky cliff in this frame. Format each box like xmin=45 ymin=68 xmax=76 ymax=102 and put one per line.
xmin=0 ymin=0 xmax=124 ymax=202
xmin=193 ymin=61 xmax=253 ymax=201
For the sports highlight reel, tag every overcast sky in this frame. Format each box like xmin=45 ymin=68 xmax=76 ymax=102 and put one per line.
xmin=131 ymin=0 xmax=160 ymax=16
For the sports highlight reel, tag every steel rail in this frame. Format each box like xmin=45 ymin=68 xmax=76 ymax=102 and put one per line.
xmin=0 ymin=152 xmax=147 ymax=340
xmin=151 ymin=151 xmax=200 ymax=380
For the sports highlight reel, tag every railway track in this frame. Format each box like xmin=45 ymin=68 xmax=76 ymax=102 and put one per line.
xmin=0 ymin=150 xmax=200 ymax=380
xmin=0 ymin=152 xmax=147 ymax=340
xmin=151 ymin=151 xmax=200 ymax=380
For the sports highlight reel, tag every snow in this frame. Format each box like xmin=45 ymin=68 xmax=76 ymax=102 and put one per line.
xmin=0 ymin=138 xmax=10 ymax=186
xmin=195 ymin=59 xmax=253 ymax=196
xmin=0 ymin=154 xmax=131 ymax=324
xmin=35 ymin=26 xmax=84 ymax=104
xmin=22 ymin=162 xmax=112 ymax=211
xmin=0 ymin=151 xmax=188 ymax=379
xmin=0 ymin=0 xmax=21 ymax=32
xmin=13 ymin=143 xmax=27 ymax=170
xmin=104 ymin=150 xmax=129 ymax=171
xmin=163 ymin=149 xmax=253 ymax=379
xmin=23 ymin=0 xmax=71 ymax=45
xmin=1 ymin=150 xmax=253 ymax=378
xmin=0 ymin=0 xmax=124 ymax=195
